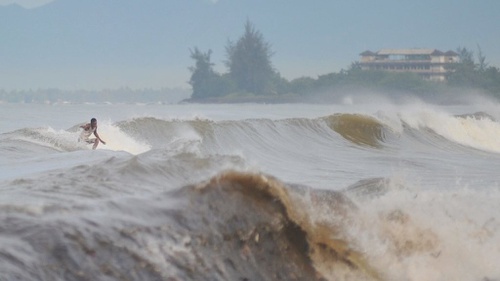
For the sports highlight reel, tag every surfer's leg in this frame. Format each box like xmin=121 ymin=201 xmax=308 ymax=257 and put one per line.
xmin=92 ymin=139 xmax=99 ymax=150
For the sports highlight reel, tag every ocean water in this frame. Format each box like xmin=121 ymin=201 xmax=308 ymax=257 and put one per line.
xmin=1 ymin=100 xmax=500 ymax=281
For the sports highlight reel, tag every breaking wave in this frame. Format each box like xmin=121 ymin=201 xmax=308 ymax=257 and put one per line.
xmin=3 ymin=109 xmax=500 ymax=160
xmin=2 ymin=169 xmax=498 ymax=281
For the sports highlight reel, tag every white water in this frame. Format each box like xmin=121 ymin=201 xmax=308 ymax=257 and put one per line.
xmin=1 ymin=101 xmax=500 ymax=281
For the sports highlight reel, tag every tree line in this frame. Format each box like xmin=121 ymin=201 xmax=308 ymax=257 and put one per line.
xmin=187 ymin=21 xmax=500 ymax=103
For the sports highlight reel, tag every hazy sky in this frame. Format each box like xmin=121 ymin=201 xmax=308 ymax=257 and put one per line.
xmin=0 ymin=0 xmax=52 ymax=8
xmin=1 ymin=0 xmax=500 ymax=91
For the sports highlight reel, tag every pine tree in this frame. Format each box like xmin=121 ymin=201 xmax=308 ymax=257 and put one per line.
xmin=225 ymin=21 xmax=276 ymax=95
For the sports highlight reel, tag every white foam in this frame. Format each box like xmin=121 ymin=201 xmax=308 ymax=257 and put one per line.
xmin=93 ymin=120 xmax=151 ymax=155
xmin=399 ymin=108 xmax=500 ymax=153
xmin=346 ymin=182 xmax=500 ymax=281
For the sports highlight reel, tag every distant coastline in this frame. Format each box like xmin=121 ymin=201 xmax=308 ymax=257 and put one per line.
xmin=1 ymin=85 xmax=496 ymax=106
xmin=0 ymin=88 xmax=191 ymax=104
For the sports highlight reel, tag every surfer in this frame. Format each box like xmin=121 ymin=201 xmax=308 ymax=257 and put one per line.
xmin=79 ymin=118 xmax=106 ymax=149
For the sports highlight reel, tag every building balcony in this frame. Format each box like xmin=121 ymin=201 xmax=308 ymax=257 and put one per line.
xmin=360 ymin=60 xmax=453 ymax=66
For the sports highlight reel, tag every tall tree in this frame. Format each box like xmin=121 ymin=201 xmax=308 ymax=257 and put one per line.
xmin=447 ymin=47 xmax=479 ymax=88
xmin=188 ymin=48 xmax=232 ymax=99
xmin=476 ymin=44 xmax=488 ymax=72
xmin=446 ymin=46 xmax=500 ymax=95
xmin=225 ymin=21 xmax=276 ymax=95
xmin=189 ymin=48 xmax=215 ymax=98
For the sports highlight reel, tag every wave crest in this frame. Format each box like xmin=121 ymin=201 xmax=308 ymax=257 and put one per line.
xmin=182 ymin=171 xmax=382 ymax=280
xmin=323 ymin=113 xmax=388 ymax=148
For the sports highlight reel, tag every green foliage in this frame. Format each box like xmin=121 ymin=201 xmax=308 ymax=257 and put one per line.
xmin=188 ymin=21 xmax=286 ymax=100
xmin=189 ymin=48 xmax=228 ymax=99
xmin=225 ymin=20 xmax=276 ymax=95
xmin=289 ymin=77 xmax=316 ymax=96
xmin=378 ymin=72 xmax=431 ymax=93
xmin=288 ymin=68 xmax=440 ymax=98
xmin=482 ymin=66 xmax=500 ymax=95
xmin=446 ymin=46 xmax=500 ymax=96
xmin=446 ymin=47 xmax=479 ymax=88
xmin=187 ymin=24 xmax=500 ymax=102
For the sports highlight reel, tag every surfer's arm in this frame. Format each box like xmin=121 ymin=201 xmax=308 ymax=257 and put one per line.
xmin=80 ymin=123 xmax=90 ymax=130
xmin=94 ymin=130 xmax=106 ymax=145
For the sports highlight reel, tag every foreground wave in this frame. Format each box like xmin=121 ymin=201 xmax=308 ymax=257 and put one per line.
xmin=2 ymin=104 xmax=500 ymax=280
xmin=2 ymin=169 xmax=496 ymax=281
xmin=0 ymin=171 xmax=391 ymax=280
